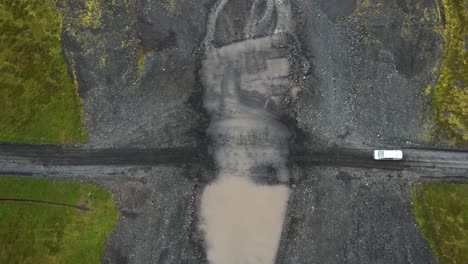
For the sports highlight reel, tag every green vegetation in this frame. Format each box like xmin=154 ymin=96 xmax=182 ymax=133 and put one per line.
xmin=82 ymin=0 xmax=102 ymax=29
xmin=432 ymin=0 xmax=468 ymax=144
xmin=0 ymin=0 xmax=87 ymax=144
xmin=0 ymin=177 xmax=119 ymax=264
xmin=412 ymin=183 xmax=468 ymax=264
xmin=136 ymin=51 xmax=146 ymax=80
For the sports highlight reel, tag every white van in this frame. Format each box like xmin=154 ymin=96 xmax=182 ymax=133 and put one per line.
xmin=373 ymin=150 xmax=403 ymax=160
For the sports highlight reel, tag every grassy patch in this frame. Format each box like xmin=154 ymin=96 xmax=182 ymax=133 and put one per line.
xmin=412 ymin=183 xmax=468 ymax=264
xmin=136 ymin=50 xmax=146 ymax=80
xmin=0 ymin=177 xmax=118 ymax=264
xmin=432 ymin=0 xmax=468 ymax=144
xmin=0 ymin=0 xmax=87 ymax=144
xmin=82 ymin=0 xmax=102 ymax=29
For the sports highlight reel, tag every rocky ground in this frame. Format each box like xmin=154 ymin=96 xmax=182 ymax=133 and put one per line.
xmin=84 ymin=163 xmax=443 ymax=264
xmin=278 ymin=166 xmax=438 ymax=264
xmin=97 ymin=166 xmax=207 ymax=264
xmin=295 ymin=0 xmax=442 ymax=150
xmin=59 ymin=0 xmax=442 ymax=150
xmin=56 ymin=0 xmax=449 ymax=263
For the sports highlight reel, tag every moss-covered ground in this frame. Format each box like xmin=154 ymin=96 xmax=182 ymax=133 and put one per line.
xmin=432 ymin=0 xmax=468 ymax=144
xmin=412 ymin=183 xmax=468 ymax=264
xmin=0 ymin=177 xmax=118 ymax=264
xmin=0 ymin=0 xmax=87 ymax=144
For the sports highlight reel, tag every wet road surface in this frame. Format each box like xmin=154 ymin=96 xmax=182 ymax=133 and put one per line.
xmin=0 ymin=144 xmax=467 ymax=178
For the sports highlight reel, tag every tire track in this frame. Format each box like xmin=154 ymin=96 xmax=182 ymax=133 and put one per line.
xmin=0 ymin=198 xmax=90 ymax=211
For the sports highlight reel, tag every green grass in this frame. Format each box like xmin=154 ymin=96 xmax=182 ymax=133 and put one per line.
xmin=0 ymin=0 xmax=87 ymax=144
xmin=412 ymin=183 xmax=468 ymax=264
xmin=432 ymin=0 xmax=468 ymax=144
xmin=0 ymin=177 xmax=119 ymax=264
